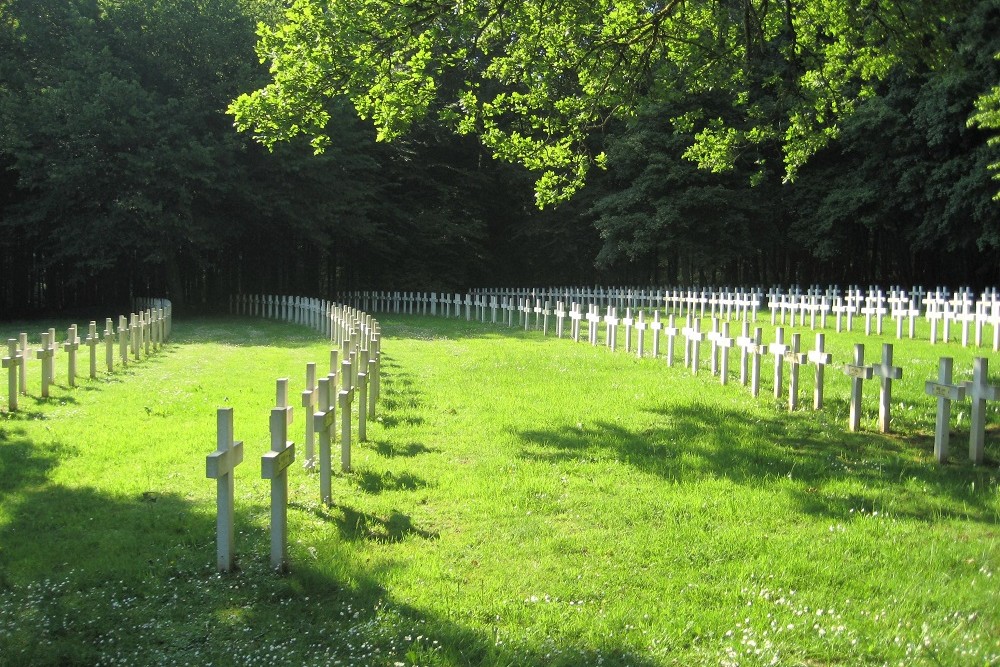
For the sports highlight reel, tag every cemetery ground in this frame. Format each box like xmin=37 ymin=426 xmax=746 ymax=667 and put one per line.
xmin=0 ymin=314 xmax=998 ymax=667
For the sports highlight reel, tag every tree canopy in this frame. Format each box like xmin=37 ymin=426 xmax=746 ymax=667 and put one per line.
xmin=230 ymin=0 xmax=961 ymax=205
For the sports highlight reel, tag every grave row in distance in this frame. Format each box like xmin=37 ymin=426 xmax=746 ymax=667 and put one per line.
xmin=2 ymin=299 xmax=172 ymax=412
xmin=317 ymin=284 xmax=1000 ymax=351
xmin=208 ymin=297 xmax=381 ymax=572
xmin=315 ymin=289 xmax=999 ymax=466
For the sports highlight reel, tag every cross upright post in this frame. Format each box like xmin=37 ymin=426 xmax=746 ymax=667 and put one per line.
xmin=963 ymin=357 xmax=1000 ymax=465
xmin=768 ymin=327 xmax=788 ymax=399
xmin=262 ymin=406 xmax=295 ymax=572
xmin=84 ymin=322 xmax=99 ymax=380
xmin=301 ymin=363 xmax=317 ymax=470
xmin=650 ymin=311 xmax=662 ymax=358
xmin=62 ymin=325 xmax=80 ymax=388
xmin=807 ymin=333 xmax=833 ymax=410
xmin=358 ymin=348 xmax=369 ymax=443
xmin=843 ymin=344 xmax=874 ymax=432
xmin=785 ymin=333 xmax=807 ymax=411
xmin=718 ymin=322 xmax=734 ymax=386
xmin=750 ymin=327 xmax=764 ymax=398
xmin=17 ymin=333 xmax=29 ymax=395
xmin=207 ymin=407 xmax=244 ymax=572
xmin=664 ymin=314 xmax=678 ymax=367
xmin=340 ymin=358 xmax=354 ymax=472
xmin=872 ymin=343 xmax=903 ymax=433
xmin=924 ymin=357 xmax=965 ymax=463
xmin=735 ymin=321 xmax=751 ymax=386
xmin=622 ymin=308 xmax=634 ymax=353
xmin=635 ymin=310 xmax=647 ymax=358
xmin=314 ymin=377 xmax=334 ymax=504
xmin=3 ymin=339 xmax=20 ymax=412
xmin=35 ymin=332 xmax=54 ymax=398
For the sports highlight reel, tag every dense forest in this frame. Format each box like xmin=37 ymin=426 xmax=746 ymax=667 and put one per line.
xmin=1 ymin=0 xmax=999 ymax=317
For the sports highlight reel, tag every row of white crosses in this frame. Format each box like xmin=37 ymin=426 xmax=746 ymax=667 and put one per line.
xmin=3 ymin=304 xmax=172 ymax=412
xmin=212 ymin=298 xmax=382 ymax=572
xmin=468 ymin=296 xmax=998 ymax=460
xmin=334 ymin=285 xmax=1000 ymax=352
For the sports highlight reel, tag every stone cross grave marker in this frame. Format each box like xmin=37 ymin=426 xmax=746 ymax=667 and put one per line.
xmin=3 ymin=339 xmax=20 ymax=412
xmin=84 ymin=322 xmax=99 ymax=380
xmin=35 ymin=332 xmax=54 ymax=398
xmin=17 ymin=333 xmax=29 ymax=395
xmin=340 ymin=358 xmax=354 ymax=472
xmin=63 ymin=324 xmax=80 ymax=387
xmin=664 ymin=314 xmax=679 ymax=366
xmin=605 ymin=307 xmax=620 ymax=351
xmin=357 ymin=348 xmax=370 ymax=443
xmin=314 ymin=377 xmax=335 ymax=504
xmin=768 ymin=327 xmax=788 ymax=399
xmin=707 ymin=318 xmax=721 ymax=376
xmin=45 ymin=327 xmax=57 ymax=385
xmin=843 ymin=344 xmax=874 ymax=432
xmin=103 ymin=319 xmax=114 ymax=373
xmin=622 ymin=309 xmax=634 ymax=353
xmin=736 ymin=321 xmax=752 ymax=386
xmin=683 ymin=316 xmax=704 ymax=376
xmin=555 ymin=302 xmax=567 ymax=338
xmin=807 ymin=333 xmax=833 ymax=410
xmin=570 ymin=304 xmax=582 ymax=342
xmin=301 ymin=363 xmax=318 ymax=470
xmin=924 ymin=357 xmax=966 ymax=463
xmin=587 ymin=305 xmax=601 ymax=345
xmin=963 ymin=357 xmax=999 ymax=465
xmin=717 ymin=322 xmax=734 ymax=386
xmin=650 ymin=311 xmax=662 ymax=358
xmin=542 ymin=301 xmax=552 ymax=336
xmin=118 ymin=316 xmax=129 ymax=367
xmin=871 ymin=343 xmax=903 ymax=433
xmin=635 ymin=310 xmax=647 ymax=358
xmin=749 ymin=327 xmax=764 ymax=397
xmin=785 ymin=333 xmax=807 ymax=411
xmin=207 ymin=407 xmax=244 ymax=572
xmin=262 ymin=405 xmax=295 ymax=572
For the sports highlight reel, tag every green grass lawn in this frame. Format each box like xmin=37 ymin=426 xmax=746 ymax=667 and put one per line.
xmin=0 ymin=313 xmax=998 ymax=666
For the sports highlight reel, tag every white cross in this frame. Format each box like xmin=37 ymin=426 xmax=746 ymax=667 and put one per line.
xmin=262 ymin=405 xmax=295 ymax=572
xmin=207 ymin=408 xmax=244 ymax=572
xmin=768 ymin=327 xmax=788 ymax=399
xmin=301 ymin=363 xmax=318 ymax=470
xmin=807 ymin=333 xmax=833 ymax=410
xmin=871 ymin=343 xmax=903 ymax=433
xmin=717 ymin=322 xmax=735 ymax=386
xmin=35 ymin=332 xmax=55 ymax=398
xmin=649 ymin=311 xmax=663 ymax=358
xmin=784 ymin=333 xmax=807 ymax=411
xmin=924 ymin=357 xmax=966 ymax=463
xmin=339 ymin=358 xmax=354 ymax=472
xmin=62 ymin=325 xmax=80 ymax=388
xmin=843 ymin=344 xmax=874 ymax=432
xmin=663 ymin=315 xmax=679 ymax=367
xmin=682 ymin=317 xmax=704 ymax=375
xmin=963 ymin=357 xmax=999 ymax=465
xmin=3 ymin=339 xmax=20 ymax=412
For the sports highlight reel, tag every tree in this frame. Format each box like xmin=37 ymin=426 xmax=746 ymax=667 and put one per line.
xmin=969 ymin=53 xmax=1000 ymax=200
xmin=230 ymin=0 xmax=961 ymax=205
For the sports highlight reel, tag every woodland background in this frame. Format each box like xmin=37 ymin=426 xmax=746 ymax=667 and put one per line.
xmin=1 ymin=0 xmax=999 ymax=316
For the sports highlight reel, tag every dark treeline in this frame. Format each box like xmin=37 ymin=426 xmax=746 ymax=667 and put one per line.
xmin=1 ymin=0 xmax=999 ymax=317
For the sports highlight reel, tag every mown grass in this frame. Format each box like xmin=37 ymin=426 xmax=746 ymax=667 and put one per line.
xmin=0 ymin=313 xmax=997 ymax=666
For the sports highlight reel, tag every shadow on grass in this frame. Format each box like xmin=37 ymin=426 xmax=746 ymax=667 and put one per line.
xmin=517 ymin=402 xmax=1000 ymax=525
xmin=354 ymin=468 xmax=430 ymax=495
xmin=376 ymin=354 xmax=426 ymax=429
xmin=0 ymin=445 xmax=661 ymax=667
